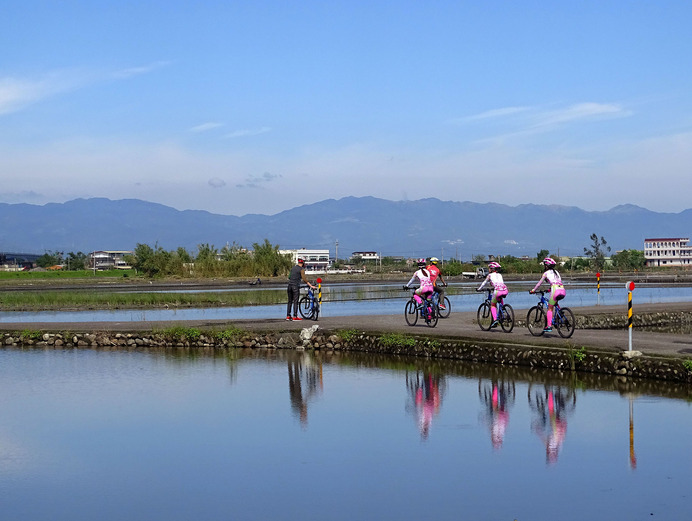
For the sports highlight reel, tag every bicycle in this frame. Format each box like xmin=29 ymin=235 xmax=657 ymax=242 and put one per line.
xmin=431 ymin=287 xmax=451 ymax=319
xmin=298 ymin=285 xmax=320 ymax=320
xmin=403 ymin=287 xmax=439 ymax=328
xmin=526 ymin=290 xmax=575 ymax=338
xmin=476 ymin=289 xmax=514 ymax=332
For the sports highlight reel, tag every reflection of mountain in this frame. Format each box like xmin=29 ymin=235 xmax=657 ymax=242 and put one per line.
xmin=528 ymin=384 xmax=577 ymax=465
xmin=2 ymin=197 xmax=690 ymax=255
xmin=406 ymin=371 xmax=446 ymax=440
xmin=287 ymin=353 xmax=323 ymax=426
xmin=478 ymin=379 xmax=516 ymax=450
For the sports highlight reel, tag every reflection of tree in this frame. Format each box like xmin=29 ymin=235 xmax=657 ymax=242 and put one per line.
xmin=478 ymin=378 xmax=516 ymax=450
xmin=405 ymin=371 xmax=446 ymax=440
xmin=528 ymin=383 xmax=577 ymax=464
xmin=287 ymin=353 xmax=323 ymax=426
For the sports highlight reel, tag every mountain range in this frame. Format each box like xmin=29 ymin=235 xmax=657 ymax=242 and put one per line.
xmin=1 ymin=197 xmax=691 ymax=260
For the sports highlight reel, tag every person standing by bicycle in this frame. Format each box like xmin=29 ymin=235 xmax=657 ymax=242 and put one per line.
xmin=476 ymin=261 xmax=508 ymax=328
xmin=403 ymin=259 xmax=435 ymax=308
xmin=286 ymin=258 xmax=316 ymax=321
xmin=529 ymin=257 xmax=566 ymax=333
xmin=426 ymin=257 xmax=447 ymax=310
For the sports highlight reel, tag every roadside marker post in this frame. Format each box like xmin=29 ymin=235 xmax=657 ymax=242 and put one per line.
xmin=626 ymin=281 xmax=635 ymax=351
xmin=317 ymin=278 xmax=322 ymax=316
xmin=596 ymin=272 xmax=601 ymax=305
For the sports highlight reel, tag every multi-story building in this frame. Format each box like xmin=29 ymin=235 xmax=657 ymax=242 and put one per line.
xmin=279 ymin=248 xmax=330 ymax=271
xmin=644 ymin=238 xmax=692 ymax=267
xmin=89 ymin=250 xmax=133 ymax=270
xmin=351 ymin=251 xmax=380 ymax=262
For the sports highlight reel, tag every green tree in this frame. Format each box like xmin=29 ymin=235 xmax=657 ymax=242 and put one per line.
xmin=536 ymin=249 xmax=550 ymax=262
xmin=66 ymin=251 xmax=87 ymax=270
xmin=611 ymin=249 xmax=646 ymax=271
xmin=584 ymin=233 xmax=611 ymax=270
xmin=251 ymin=239 xmax=292 ymax=277
xmin=131 ymin=243 xmax=170 ymax=277
xmin=36 ymin=250 xmax=63 ymax=268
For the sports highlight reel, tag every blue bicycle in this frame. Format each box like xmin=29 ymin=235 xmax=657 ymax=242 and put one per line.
xmin=298 ymin=286 xmax=320 ymax=320
xmin=403 ymin=288 xmax=438 ymax=328
xmin=477 ymin=289 xmax=514 ymax=332
xmin=527 ymin=290 xmax=575 ymax=338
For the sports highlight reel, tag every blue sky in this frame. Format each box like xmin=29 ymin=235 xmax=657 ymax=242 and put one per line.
xmin=2 ymin=1 xmax=691 ymax=216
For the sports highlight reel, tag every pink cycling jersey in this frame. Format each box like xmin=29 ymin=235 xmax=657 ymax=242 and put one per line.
xmin=407 ymin=269 xmax=434 ymax=291
xmin=478 ymin=272 xmax=508 ymax=292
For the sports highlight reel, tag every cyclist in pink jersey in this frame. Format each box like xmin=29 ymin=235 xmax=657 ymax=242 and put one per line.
xmin=530 ymin=257 xmax=566 ymax=332
xmin=404 ymin=259 xmax=435 ymax=306
xmin=476 ymin=261 xmax=508 ymax=328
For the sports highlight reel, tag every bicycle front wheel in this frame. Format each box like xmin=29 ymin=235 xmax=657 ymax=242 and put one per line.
xmin=298 ymin=296 xmax=314 ymax=319
xmin=500 ymin=304 xmax=515 ymax=333
xmin=526 ymin=306 xmax=545 ymax=336
xmin=313 ymin=301 xmax=320 ymax=321
xmin=477 ymin=302 xmax=493 ymax=331
xmin=404 ymin=299 xmax=419 ymax=326
xmin=556 ymin=307 xmax=575 ymax=338
xmin=438 ymin=297 xmax=451 ymax=318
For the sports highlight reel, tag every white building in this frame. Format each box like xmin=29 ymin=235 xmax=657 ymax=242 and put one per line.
xmin=279 ymin=248 xmax=330 ymax=271
xmin=644 ymin=237 xmax=692 ymax=267
xmin=89 ymin=250 xmax=133 ymax=270
xmin=351 ymin=251 xmax=380 ymax=261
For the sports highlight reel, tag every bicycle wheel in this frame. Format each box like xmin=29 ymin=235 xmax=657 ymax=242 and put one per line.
xmin=298 ymin=296 xmax=314 ymax=319
xmin=313 ymin=301 xmax=320 ymax=321
xmin=425 ymin=304 xmax=439 ymax=328
xmin=477 ymin=302 xmax=493 ymax=331
xmin=526 ymin=306 xmax=545 ymax=336
xmin=556 ymin=307 xmax=575 ymax=338
xmin=404 ymin=299 xmax=419 ymax=326
xmin=438 ymin=297 xmax=451 ymax=318
xmin=500 ymin=303 xmax=515 ymax=333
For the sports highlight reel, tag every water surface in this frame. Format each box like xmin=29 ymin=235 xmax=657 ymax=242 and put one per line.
xmin=1 ymin=347 xmax=690 ymax=521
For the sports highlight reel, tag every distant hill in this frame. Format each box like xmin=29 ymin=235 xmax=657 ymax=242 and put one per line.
xmin=1 ymin=197 xmax=691 ymax=260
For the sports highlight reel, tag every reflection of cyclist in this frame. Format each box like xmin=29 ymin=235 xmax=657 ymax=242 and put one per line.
xmin=406 ymin=371 xmax=444 ymax=440
xmin=476 ymin=262 xmax=508 ymax=328
xmin=427 ymin=257 xmax=447 ymax=310
xmin=530 ymin=257 xmax=566 ymax=333
xmin=287 ymin=353 xmax=323 ymax=426
xmin=403 ymin=259 xmax=434 ymax=308
xmin=529 ymin=384 xmax=575 ymax=465
xmin=479 ymin=378 xmax=515 ymax=450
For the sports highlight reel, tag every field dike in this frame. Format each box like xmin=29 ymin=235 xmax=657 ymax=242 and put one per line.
xmin=3 ymin=308 xmax=692 ymax=385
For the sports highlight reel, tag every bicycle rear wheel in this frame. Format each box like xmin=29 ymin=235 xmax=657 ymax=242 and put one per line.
xmin=477 ymin=302 xmax=493 ymax=331
xmin=404 ymin=299 xmax=419 ymax=326
xmin=500 ymin=303 xmax=514 ymax=333
xmin=526 ymin=306 xmax=545 ymax=336
xmin=556 ymin=307 xmax=575 ymax=338
xmin=425 ymin=304 xmax=439 ymax=328
xmin=438 ymin=297 xmax=451 ymax=318
xmin=298 ymin=296 xmax=314 ymax=319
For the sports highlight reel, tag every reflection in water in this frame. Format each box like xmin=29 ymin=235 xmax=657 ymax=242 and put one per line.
xmin=405 ymin=371 xmax=446 ymax=439
xmin=528 ymin=383 xmax=577 ymax=464
xmin=287 ymin=353 xmax=323 ymax=425
xmin=478 ymin=378 xmax=516 ymax=450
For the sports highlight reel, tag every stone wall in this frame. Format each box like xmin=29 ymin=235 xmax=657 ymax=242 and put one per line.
xmin=3 ymin=326 xmax=692 ymax=384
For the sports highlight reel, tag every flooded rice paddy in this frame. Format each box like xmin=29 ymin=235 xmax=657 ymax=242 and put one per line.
xmin=1 ymin=282 xmax=691 ymax=323
xmin=1 ymin=347 xmax=690 ymax=521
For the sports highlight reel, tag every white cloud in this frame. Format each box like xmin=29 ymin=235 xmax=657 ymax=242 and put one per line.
xmin=223 ymin=127 xmax=271 ymax=139
xmin=111 ymin=61 xmax=171 ymax=79
xmin=190 ymin=122 xmax=225 ymax=133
